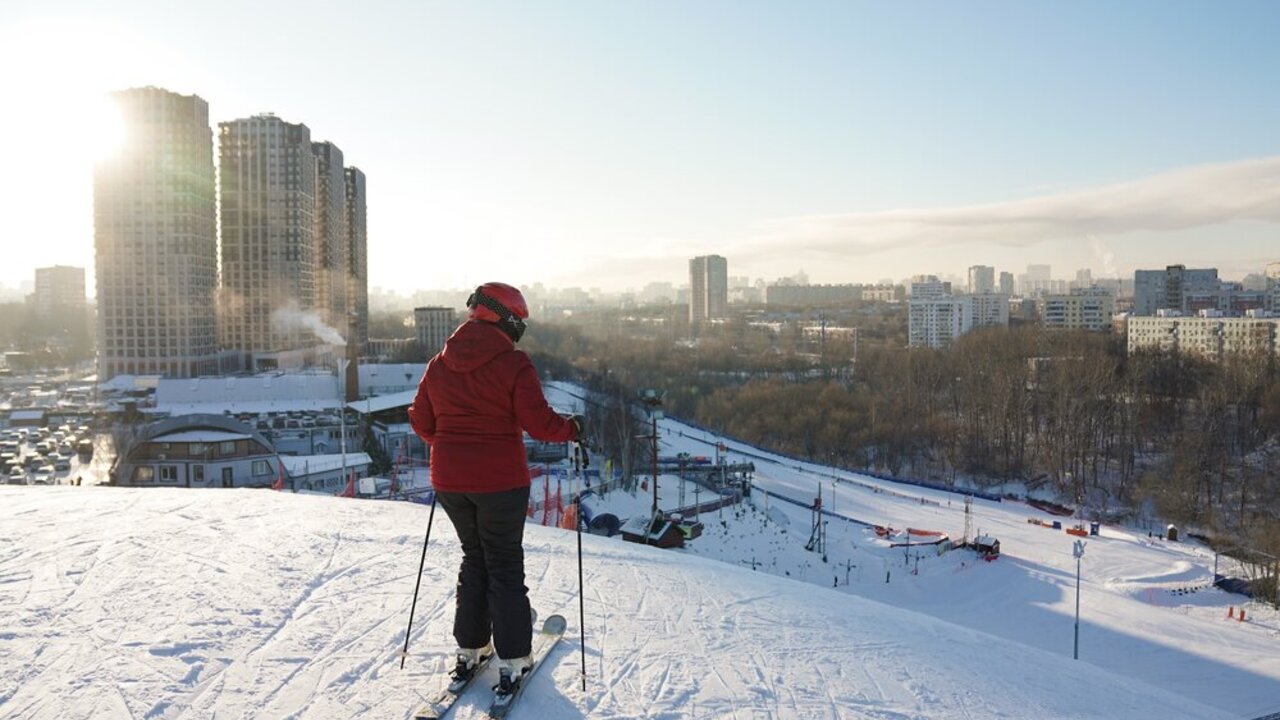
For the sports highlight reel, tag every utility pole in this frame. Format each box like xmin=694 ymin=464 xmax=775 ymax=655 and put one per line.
xmin=963 ymin=495 xmax=973 ymax=546
xmin=1073 ymin=540 xmax=1086 ymax=660
xmin=641 ymin=389 xmax=664 ymax=533
xmin=338 ymin=358 xmax=349 ymax=489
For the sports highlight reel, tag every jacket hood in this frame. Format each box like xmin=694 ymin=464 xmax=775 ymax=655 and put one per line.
xmin=439 ymin=320 xmax=514 ymax=373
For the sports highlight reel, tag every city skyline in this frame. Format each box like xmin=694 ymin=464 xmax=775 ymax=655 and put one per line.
xmin=2 ymin=2 xmax=1279 ymax=296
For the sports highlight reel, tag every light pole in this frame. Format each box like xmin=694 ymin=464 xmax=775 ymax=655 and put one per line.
xmin=640 ymin=389 xmax=664 ymax=531
xmin=1073 ymin=539 xmax=1086 ymax=660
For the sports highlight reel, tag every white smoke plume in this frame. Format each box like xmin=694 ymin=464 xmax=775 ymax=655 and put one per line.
xmin=271 ymin=301 xmax=346 ymax=346
xmin=1089 ymin=235 xmax=1119 ymax=279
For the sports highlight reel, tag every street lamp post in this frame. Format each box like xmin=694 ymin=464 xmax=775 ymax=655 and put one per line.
xmin=1073 ymin=539 xmax=1087 ymax=660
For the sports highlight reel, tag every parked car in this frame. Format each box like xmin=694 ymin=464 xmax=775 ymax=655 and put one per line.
xmin=77 ymin=439 xmax=94 ymax=456
xmin=8 ymin=466 xmax=25 ymax=483
xmin=53 ymin=457 xmax=71 ymax=472
xmin=30 ymin=470 xmax=53 ymax=485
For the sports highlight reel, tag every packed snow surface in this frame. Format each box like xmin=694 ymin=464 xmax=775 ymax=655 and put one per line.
xmin=0 ymin=485 xmax=1251 ymax=720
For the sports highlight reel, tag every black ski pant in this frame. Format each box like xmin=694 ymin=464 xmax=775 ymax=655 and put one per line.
xmin=436 ymin=485 xmax=532 ymax=660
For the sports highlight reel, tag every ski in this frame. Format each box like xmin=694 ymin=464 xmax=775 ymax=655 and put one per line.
xmin=411 ymin=608 xmax=538 ymax=720
xmin=411 ymin=652 xmax=493 ymax=720
xmin=487 ymin=614 xmax=567 ymax=719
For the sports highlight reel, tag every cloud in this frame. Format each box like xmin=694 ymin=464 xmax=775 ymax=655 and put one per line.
xmin=743 ymin=155 xmax=1280 ymax=259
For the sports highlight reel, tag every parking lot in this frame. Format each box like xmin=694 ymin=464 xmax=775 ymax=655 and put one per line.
xmin=1 ymin=422 xmax=113 ymax=486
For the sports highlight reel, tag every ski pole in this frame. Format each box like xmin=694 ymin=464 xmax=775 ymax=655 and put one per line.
xmin=574 ymin=442 xmax=588 ymax=692
xmin=400 ymin=491 xmax=437 ymax=670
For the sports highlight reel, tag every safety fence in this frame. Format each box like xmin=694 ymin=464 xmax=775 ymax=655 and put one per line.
xmin=668 ymin=415 xmax=1003 ymax=503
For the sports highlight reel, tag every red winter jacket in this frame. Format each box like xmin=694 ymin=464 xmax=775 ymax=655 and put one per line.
xmin=408 ymin=320 xmax=577 ymax=493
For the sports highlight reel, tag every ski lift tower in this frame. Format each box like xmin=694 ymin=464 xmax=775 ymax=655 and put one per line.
xmin=640 ymin=389 xmax=665 ymax=527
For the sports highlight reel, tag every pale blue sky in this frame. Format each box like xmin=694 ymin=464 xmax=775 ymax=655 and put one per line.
xmin=1 ymin=1 xmax=1277 ymax=294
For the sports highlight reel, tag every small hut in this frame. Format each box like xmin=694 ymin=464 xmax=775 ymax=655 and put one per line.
xmin=620 ymin=514 xmax=685 ymax=549
xmin=1166 ymin=524 xmax=1179 ymax=542
xmin=973 ymin=534 xmax=1001 ymax=558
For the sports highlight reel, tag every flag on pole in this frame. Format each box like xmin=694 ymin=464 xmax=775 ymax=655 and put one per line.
xmin=338 ymin=469 xmax=356 ymax=498
xmin=271 ymin=458 xmax=285 ymax=491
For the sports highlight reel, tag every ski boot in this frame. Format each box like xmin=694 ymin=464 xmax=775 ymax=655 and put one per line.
xmin=492 ymin=655 xmax=533 ymax=705
xmin=448 ymin=645 xmax=492 ymax=691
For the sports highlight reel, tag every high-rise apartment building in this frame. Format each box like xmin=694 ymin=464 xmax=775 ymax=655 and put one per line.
xmin=345 ymin=167 xmax=368 ymax=350
xmin=910 ymin=276 xmax=952 ymax=299
xmin=967 ymin=265 xmax=995 ymax=294
xmin=415 ymin=306 xmax=456 ymax=358
xmin=908 ymin=277 xmax=1007 ymax=348
xmin=689 ymin=255 xmax=728 ymax=323
xmin=1040 ymin=288 xmax=1116 ymax=332
xmin=33 ymin=266 xmax=85 ymax=321
xmin=969 ymin=293 xmax=1010 ymax=329
xmin=312 ymin=141 xmax=348 ymax=338
xmin=218 ymin=114 xmax=318 ymax=354
xmin=94 ymin=87 xmax=221 ymax=379
xmin=909 ymin=296 xmax=970 ymax=348
xmin=999 ymin=271 xmax=1015 ymax=296
xmin=1132 ymin=265 xmax=1219 ymax=315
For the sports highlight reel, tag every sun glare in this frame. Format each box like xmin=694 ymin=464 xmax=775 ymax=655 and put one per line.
xmin=88 ymin=95 xmax=126 ymax=161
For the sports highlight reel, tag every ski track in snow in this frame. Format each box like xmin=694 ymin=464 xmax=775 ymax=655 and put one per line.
xmin=0 ymin=485 xmax=1251 ymax=720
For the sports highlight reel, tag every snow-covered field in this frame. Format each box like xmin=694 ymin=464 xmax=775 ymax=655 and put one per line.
xmin=0 ymin=382 xmax=1276 ymax=718
xmin=0 ymin=486 xmax=1241 ymax=720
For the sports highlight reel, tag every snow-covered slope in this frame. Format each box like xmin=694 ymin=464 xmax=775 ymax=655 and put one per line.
xmin=0 ymin=486 xmax=1237 ymax=719
xmin=541 ymin=382 xmax=1280 ymax=719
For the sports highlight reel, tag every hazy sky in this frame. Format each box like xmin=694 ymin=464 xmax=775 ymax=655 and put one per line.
xmin=1 ymin=1 xmax=1278 ymax=297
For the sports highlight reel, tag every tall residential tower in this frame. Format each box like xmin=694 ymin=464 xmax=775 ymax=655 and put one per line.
xmin=313 ymin=141 xmax=349 ymax=338
xmin=218 ymin=114 xmax=318 ymax=355
xmin=689 ymin=254 xmax=728 ymax=324
xmin=345 ymin=167 xmax=368 ymax=350
xmin=94 ymin=87 xmax=220 ymax=379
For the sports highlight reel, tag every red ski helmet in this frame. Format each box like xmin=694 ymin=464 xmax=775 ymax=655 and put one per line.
xmin=466 ymin=282 xmax=529 ymax=342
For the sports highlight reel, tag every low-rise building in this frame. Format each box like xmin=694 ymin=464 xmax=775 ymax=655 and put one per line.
xmin=1127 ymin=313 xmax=1280 ymax=361
xmin=112 ymin=415 xmax=282 ymax=488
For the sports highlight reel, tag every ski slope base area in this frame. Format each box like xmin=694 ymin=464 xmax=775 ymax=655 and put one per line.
xmin=0 ymin=487 xmax=1248 ymax=720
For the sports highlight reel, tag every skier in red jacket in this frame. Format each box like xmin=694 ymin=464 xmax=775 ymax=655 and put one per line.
xmin=408 ymin=282 xmax=580 ymax=696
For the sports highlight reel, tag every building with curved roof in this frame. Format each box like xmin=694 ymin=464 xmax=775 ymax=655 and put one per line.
xmin=112 ymin=414 xmax=282 ymax=488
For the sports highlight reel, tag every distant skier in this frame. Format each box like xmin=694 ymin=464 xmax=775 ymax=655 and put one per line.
xmin=408 ymin=282 xmax=582 ymax=698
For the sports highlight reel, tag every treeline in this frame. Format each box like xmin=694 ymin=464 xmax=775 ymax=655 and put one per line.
xmin=525 ymin=320 xmax=1280 ymax=565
